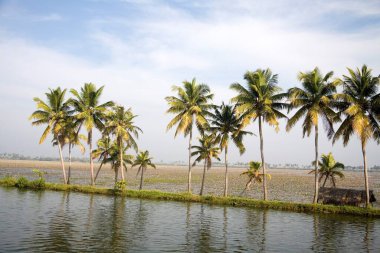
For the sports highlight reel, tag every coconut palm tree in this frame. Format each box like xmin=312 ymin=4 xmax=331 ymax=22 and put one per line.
xmin=230 ymin=69 xmax=288 ymax=200
xmin=240 ymin=161 xmax=271 ymax=196
xmin=53 ymin=117 xmax=86 ymax=184
xmin=191 ymin=134 xmax=220 ymax=196
xmin=286 ymin=67 xmax=340 ymax=203
xmin=132 ymin=150 xmax=156 ymax=190
xmin=105 ymin=106 xmax=142 ymax=182
xmin=309 ymin=153 xmax=345 ymax=188
xmin=165 ymin=78 xmax=214 ymax=193
xmin=70 ymin=83 xmax=114 ymax=185
xmin=92 ymin=135 xmax=113 ymax=183
xmin=333 ymin=65 xmax=380 ymax=207
xmin=209 ymin=103 xmax=252 ymax=197
xmin=102 ymin=142 xmax=134 ymax=183
xmin=29 ymin=87 xmax=70 ymax=184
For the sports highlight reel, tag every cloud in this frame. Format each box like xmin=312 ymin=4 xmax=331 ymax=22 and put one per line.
xmin=0 ymin=0 xmax=379 ymax=165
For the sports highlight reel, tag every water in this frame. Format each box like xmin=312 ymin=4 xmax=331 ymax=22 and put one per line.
xmin=0 ymin=187 xmax=379 ymax=252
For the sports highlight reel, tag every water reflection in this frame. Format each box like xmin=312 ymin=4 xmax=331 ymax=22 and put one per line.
xmin=0 ymin=188 xmax=379 ymax=252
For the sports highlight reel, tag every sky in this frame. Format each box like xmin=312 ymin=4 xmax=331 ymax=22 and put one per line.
xmin=0 ymin=0 xmax=379 ymax=166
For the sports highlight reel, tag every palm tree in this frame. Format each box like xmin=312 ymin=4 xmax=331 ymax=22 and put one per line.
xmin=191 ymin=134 xmax=220 ymax=196
xmin=286 ymin=67 xmax=340 ymax=203
xmin=309 ymin=153 xmax=344 ymax=188
xmin=53 ymin=117 xmax=86 ymax=184
xmin=105 ymin=106 xmax=142 ymax=182
xmin=230 ymin=69 xmax=288 ymax=200
xmin=333 ymin=65 xmax=380 ymax=206
xmin=103 ymin=142 xmax=134 ymax=183
xmin=210 ymin=103 xmax=252 ymax=197
xmin=92 ymin=135 xmax=113 ymax=183
xmin=166 ymin=78 xmax=214 ymax=193
xmin=70 ymin=83 xmax=114 ymax=185
xmin=29 ymin=87 xmax=70 ymax=184
xmin=240 ymin=161 xmax=271 ymax=196
xmin=132 ymin=150 xmax=156 ymax=190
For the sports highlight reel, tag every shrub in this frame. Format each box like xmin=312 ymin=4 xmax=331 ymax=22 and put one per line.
xmin=29 ymin=178 xmax=46 ymax=189
xmin=15 ymin=177 xmax=29 ymax=189
xmin=0 ymin=175 xmax=16 ymax=186
xmin=32 ymin=169 xmax=47 ymax=180
xmin=114 ymin=180 xmax=126 ymax=193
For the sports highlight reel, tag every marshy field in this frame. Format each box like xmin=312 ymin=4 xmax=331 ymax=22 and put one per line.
xmin=1 ymin=159 xmax=379 ymax=208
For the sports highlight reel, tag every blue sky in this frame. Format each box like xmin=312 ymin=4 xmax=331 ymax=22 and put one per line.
xmin=0 ymin=0 xmax=380 ymax=166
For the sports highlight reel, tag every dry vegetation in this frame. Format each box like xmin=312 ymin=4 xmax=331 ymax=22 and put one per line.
xmin=1 ymin=159 xmax=379 ymax=208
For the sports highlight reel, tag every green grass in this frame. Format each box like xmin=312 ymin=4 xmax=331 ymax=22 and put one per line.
xmin=0 ymin=176 xmax=379 ymax=217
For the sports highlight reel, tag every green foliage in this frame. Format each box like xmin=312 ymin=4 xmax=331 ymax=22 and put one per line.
xmin=29 ymin=178 xmax=46 ymax=189
xmin=114 ymin=180 xmax=127 ymax=193
xmin=0 ymin=178 xmax=379 ymax=217
xmin=32 ymin=169 xmax=47 ymax=180
xmin=15 ymin=177 xmax=29 ymax=189
xmin=166 ymin=78 xmax=214 ymax=137
xmin=0 ymin=175 xmax=17 ymax=186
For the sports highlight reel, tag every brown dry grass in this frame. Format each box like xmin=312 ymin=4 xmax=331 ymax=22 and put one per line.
xmin=0 ymin=159 xmax=379 ymax=207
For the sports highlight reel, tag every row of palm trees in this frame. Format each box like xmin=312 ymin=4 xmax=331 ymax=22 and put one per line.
xmin=166 ymin=65 xmax=379 ymax=206
xmin=30 ymin=83 xmax=155 ymax=189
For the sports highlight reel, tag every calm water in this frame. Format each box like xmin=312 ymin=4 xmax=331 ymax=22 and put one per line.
xmin=0 ymin=187 xmax=379 ymax=252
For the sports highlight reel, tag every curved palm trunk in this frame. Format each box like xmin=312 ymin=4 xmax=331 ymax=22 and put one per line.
xmin=313 ymin=124 xmax=319 ymax=204
xmin=322 ymin=176 xmax=328 ymax=188
xmin=258 ymin=117 xmax=267 ymax=200
xmin=139 ymin=166 xmax=144 ymax=190
xmin=200 ymin=160 xmax=207 ymax=196
xmin=187 ymin=129 xmax=193 ymax=193
xmin=119 ymin=140 xmax=125 ymax=181
xmin=223 ymin=147 xmax=228 ymax=197
xmin=361 ymin=141 xmax=370 ymax=207
xmin=240 ymin=179 xmax=253 ymax=196
xmin=56 ymin=135 xmax=67 ymax=184
xmin=68 ymin=143 xmax=72 ymax=184
xmin=89 ymin=130 xmax=95 ymax=186
xmin=94 ymin=160 xmax=105 ymax=183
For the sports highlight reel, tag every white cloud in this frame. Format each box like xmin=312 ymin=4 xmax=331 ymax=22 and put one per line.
xmin=0 ymin=0 xmax=379 ymax=166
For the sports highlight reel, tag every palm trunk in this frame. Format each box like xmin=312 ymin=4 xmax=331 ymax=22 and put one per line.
xmin=119 ymin=139 xmax=124 ymax=181
xmin=313 ymin=124 xmax=319 ymax=204
xmin=114 ymin=166 xmax=118 ymax=184
xmin=68 ymin=143 xmax=72 ymax=184
xmin=258 ymin=116 xmax=267 ymax=200
xmin=223 ymin=147 xmax=228 ymax=197
xmin=187 ymin=129 xmax=193 ymax=193
xmin=200 ymin=160 xmax=207 ymax=196
xmin=139 ymin=166 xmax=144 ymax=190
xmin=56 ymin=136 xmax=67 ymax=184
xmin=322 ymin=176 xmax=328 ymax=188
xmin=361 ymin=141 xmax=370 ymax=207
xmin=240 ymin=179 xmax=253 ymax=196
xmin=89 ymin=130 xmax=95 ymax=185
xmin=94 ymin=160 xmax=105 ymax=183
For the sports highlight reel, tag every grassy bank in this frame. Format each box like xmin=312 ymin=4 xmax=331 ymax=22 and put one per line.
xmin=0 ymin=176 xmax=379 ymax=218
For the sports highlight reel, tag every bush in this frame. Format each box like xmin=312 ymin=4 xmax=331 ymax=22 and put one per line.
xmin=15 ymin=177 xmax=29 ymax=189
xmin=0 ymin=175 xmax=17 ymax=186
xmin=114 ymin=180 xmax=126 ymax=193
xmin=29 ymin=178 xmax=46 ymax=189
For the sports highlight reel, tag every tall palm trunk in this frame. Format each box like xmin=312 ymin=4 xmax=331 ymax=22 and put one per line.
xmin=68 ymin=143 xmax=72 ymax=184
xmin=89 ymin=130 xmax=95 ymax=185
xmin=200 ymin=160 xmax=207 ymax=196
xmin=223 ymin=147 xmax=228 ymax=197
xmin=313 ymin=124 xmax=319 ymax=204
xmin=362 ymin=141 xmax=370 ymax=207
xmin=139 ymin=166 xmax=144 ymax=190
xmin=56 ymin=135 xmax=67 ymax=184
xmin=114 ymin=166 xmax=118 ymax=183
xmin=187 ymin=129 xmax=193 ymax=193
xmin=119 ymin=139 xmax=125 ymax=181
xmin=258 ymin=116 xmax=267 ymax=200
